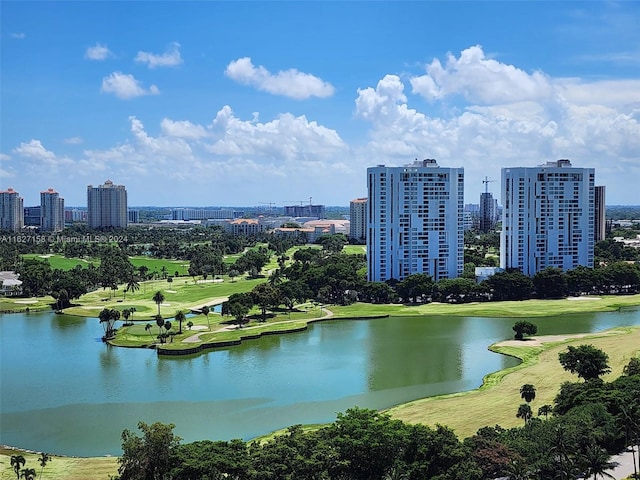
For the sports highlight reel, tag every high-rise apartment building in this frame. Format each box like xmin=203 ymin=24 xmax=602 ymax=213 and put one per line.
xmin=349 ymin=197 xmax=367 ymax=242
xmin=500 ymin=159 xmax=594 ymax=276
xmin=479 ymin=192 xmax=497 ymax=233
xmin=40 ymin=188 xmax=65 ymax=232
xmin=367 ymin=159 xmax=464 ymax=282
xmin=594 ymin=185 xmax=606 ymax=242
xmin=0 ymin=188 xmax=24 ymax=232
xmin=87 ymin=180 xmax=128 ymax=228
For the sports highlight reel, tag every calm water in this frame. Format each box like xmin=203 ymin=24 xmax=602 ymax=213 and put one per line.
xmin=1 ymin=307 xmax=639 ymax=456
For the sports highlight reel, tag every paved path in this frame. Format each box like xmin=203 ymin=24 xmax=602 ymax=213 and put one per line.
xmin=182 ymin=307 xmax=334 ymax=344
xmin=609 ymin=448 xmax=639 ymax=479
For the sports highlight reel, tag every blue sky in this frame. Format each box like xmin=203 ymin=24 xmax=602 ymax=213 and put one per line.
xmin=2 ymin=1 xmax=639 ymax=207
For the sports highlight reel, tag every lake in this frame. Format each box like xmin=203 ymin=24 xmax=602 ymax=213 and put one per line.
xmin=1 ymin=307 xmax=639 ymax=456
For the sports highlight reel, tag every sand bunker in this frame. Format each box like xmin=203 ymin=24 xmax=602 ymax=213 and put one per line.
xmin=494 ymin=331 xmax=617 ymax=348
xmin=567 ymin=296 xmax=602 ymax=301
xmin=14 ymin=300 xmax=38 ymax=304
xmin=165 ymin=290 xmax=177 ymax=293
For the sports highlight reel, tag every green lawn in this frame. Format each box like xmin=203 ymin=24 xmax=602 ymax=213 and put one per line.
xmin=63 ymin=275 xmax=266 ymax=319
xmin=328 ymin=295 xmax=640 ymax=319
xmin=129 ymin=256 xmax=190 ymax=277
xmin=21 ymin=253 xmax=98 ymax=270
xmin=0 ymin=295 xmax=55 ymax=313
xmin=0 ymin=447 xmax=118 ymax=480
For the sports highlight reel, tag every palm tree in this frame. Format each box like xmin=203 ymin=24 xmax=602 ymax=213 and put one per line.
xmin=175 ymin=310 xmax=185 ymax=334
xmin=11 ymin=455 xmax=25 ymax=480
xmin=581 ymin=443 xmax=618 ymax=479
xmin=153 ymin=291 xmax=165 ymax=316
xmin=538 ymin=404 xmax=553 ymax=419
xmin=520 ymin=383 xmax=536 ymax=403
xmin=144 ymin=323 xmax=154 ymax=340
xmin=38 ymin=452 xmax=51 ymax=480
xmin=122 ymin=308 xmax=131 ymax=325
xmin=19 ymin=468 xmax=36 ymax=480
xmin=516 ymin=403 xmax=533 ymax=424
xmin=124 ymin=276 xmax=140 ymax=300
xmin=155 ymin=315 xmax=165 ymax=337
xmin=201 ymin=305 xmax=210 ymax=330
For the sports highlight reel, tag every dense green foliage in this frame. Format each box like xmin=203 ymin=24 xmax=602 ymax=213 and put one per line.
xmin=513 ymin=321 xmax=538 ymax=340
xmin=558 ymin=344 xmax=612 ymax=381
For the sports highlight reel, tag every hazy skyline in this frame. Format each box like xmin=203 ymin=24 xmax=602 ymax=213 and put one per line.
xmin=2 ymin=1 xmax=639 ymax=207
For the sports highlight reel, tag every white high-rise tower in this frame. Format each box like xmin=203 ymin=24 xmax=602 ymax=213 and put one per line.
xmin=501 ymin=159 xmax=594 ymax=275
xmin=367 ymin=159 xmax=464 ymax=282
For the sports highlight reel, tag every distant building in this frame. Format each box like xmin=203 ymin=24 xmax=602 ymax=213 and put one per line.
xmin=367 ymin=159 xmax=464 ymax=282
xmin=171 ymin=208 xmax=238 ymax=221
xmin=501 ymin=159 xmax=594 ymax=276
xmin=87 ymin=180 xmax=128 ymax=228
xmin=349 ymin=197 xmax=367 ymax=242
xmin=0 ymin=271 xmax=23 ymax=296
xmin=475 ymin=266 xmax=504 ymax=283
xmin=595 ymin=185 xmax=606 ymax=242
xmin=66 ymin=209 xmax=87 ymax=223
xmin=283 ymin=204 xmax=325 ymax=219
xmin=0 ymin=188 xmax=24 ymax=232
xmin=40 ymin=188 xmax=65 ymax=232
xmin=128 ymin=210 xmax=140 ymax=224
xmin=479 ymin=192 xmax=497 ymax=233
xmin=224 ymin=218 xmax=264 ymax=236
xmin=24 ymin=206 xmax=42 ymax=227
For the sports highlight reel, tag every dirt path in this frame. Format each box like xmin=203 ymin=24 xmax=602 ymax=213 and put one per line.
xmin=493 ymin=331 xmax=619 ymax=348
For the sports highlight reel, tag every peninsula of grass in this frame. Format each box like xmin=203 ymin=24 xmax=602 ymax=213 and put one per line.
xmin=387 ymin=326 xmax=640 ymax=439
xmin=0 ymin=295 xmax=55 ymax=313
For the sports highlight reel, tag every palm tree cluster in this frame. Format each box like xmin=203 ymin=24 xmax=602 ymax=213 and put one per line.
xmin=10 ymin=453 xmax=50 ymax=480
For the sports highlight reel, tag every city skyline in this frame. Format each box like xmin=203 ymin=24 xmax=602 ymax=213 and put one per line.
xmin=2 ymin=2 xmax=639 ymax=206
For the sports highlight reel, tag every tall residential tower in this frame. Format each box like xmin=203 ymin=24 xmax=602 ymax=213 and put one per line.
xmin=87 ymin=180 xmax=128 ymax=229
xmin=349 ymin=197 xmax=367 ymax=243
xmin=367 ymin=159 xmax=464 ymax=282
xmin=0 ymin=188 xmax=24 ymax=232
xmin=40 ymin=188 xmax=65 ymax=232
xmin=500 ymin=159 xmax=594 ymax=276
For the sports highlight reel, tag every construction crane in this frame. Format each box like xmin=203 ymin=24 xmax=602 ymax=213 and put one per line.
xmin=258 ymin=202 xmax=276 ymax=214
xmin=482 ymin=176 xmax=495 ymax=194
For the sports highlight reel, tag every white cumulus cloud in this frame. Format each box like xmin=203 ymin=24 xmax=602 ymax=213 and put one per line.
xmin=135 ymin=42 xmax=183 ymax=68
xmin=64 ymin=137 xmax=83 ymax=145
xmin=207 ymin=105 xmax=346 ymax=160
xmin=410 ymin=45 xmax=553 ymax=104
xmin=85 ymin=43 xmax=112 ymax=60
xmin=160 ymin=119 xmax=208 ymax=140
xmin=225 ymin=57 xmax=335 ymax=99
xmin=101 ymin=72 xmax=159 ymax=99
xmin=13 ymin=140 xmax=56 ymax=161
